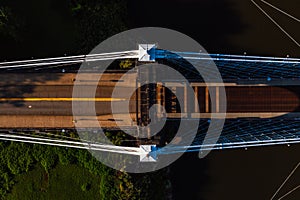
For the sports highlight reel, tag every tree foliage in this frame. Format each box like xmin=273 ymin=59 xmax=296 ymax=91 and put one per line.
xmin=69 ymin=0 xmax=129 ymax=54
xmin=5 ymin=143 xmax=33 ymax=175
xmin=0 ymin=5 xmax=24 ymax=41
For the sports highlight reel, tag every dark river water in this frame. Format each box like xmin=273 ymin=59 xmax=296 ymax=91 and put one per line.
xmin=1 ymin=0 xmax=300 ymax=199
xmin=128 ymin=0 xmax=300 ymax=199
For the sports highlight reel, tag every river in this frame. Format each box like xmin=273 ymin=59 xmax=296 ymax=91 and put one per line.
xmin=128 ymin=0 xmax=300 ymax=199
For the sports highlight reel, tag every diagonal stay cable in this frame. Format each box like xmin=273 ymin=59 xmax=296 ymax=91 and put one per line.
xmin=260 ymin=0 xmax=300 ymax=23
xmin=0 ymin=50 xmax=139 ymax=69
xmin=270 ymin=161 xmax=300 ymax=200
xmin=250 ymin=0 xmax=300 ymax=48
xmin=0 ymin=133 xmax=141 ymax=155
xmin=13 ymin=131 xmax=108 ymax=146
xmin=277 ymin=184 xmax=300 ymax=200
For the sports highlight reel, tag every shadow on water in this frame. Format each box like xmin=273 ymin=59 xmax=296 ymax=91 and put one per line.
xmin=128 ymin=1 xmax=300 ymax=199
xmin=169 ymin=153 xmax=210 ymax=200
xmin=128 ymin=0 xmax=246 ymax=53
xmin=128 ymin=0 xmax=300 ymax=57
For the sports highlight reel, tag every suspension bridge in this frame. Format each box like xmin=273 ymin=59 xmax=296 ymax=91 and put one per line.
xmin=0 ymin=44 xmax=300 ymax=161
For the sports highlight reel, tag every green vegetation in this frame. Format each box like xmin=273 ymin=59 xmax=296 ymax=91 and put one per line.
xmin=6 ymin=164 xmax=100 ymax=200
xmin=119 ymin=59 xmax=135 ymax=69
xmin=0 ymin=6 xmax=22 ymax=41
xmin=69 ymin=0 xmax=129 ymax=54
xmin=0 ymin=138 xmax=169 ymax=199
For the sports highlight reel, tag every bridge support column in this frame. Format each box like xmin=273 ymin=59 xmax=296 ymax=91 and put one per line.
xmin=205 ymin=86 xmax=209 ymax=113
xmin=207 ymin=86 xmax=220 ymax=113
xmin=184 ymin=82 xmax=188 ymax=117
xmin=216 ymin=86 xmax=219 ymax=113
xmin=194 ymin=86 xmax=199 ymax=113
xmin=156 ymin=82 xmax=162 ymax=119
xmin=136 ymin=81 xmax=141 ymax=125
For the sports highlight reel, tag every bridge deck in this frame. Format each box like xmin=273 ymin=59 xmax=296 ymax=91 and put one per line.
xmin=0 ymin=72 xmax=299 ymax=128
xmin=0 ymin=73 xmax=137 ymax=128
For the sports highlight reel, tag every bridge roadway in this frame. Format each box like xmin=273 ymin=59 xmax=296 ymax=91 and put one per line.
xmin=0 ymin=72 xmax=137 ymax=128
xmin=0 ymin=72 xmax=299 ymax=128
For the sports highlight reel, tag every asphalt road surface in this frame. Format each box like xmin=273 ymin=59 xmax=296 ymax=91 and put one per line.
xmin=0 ymin=73 xmax=136 ymax=128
